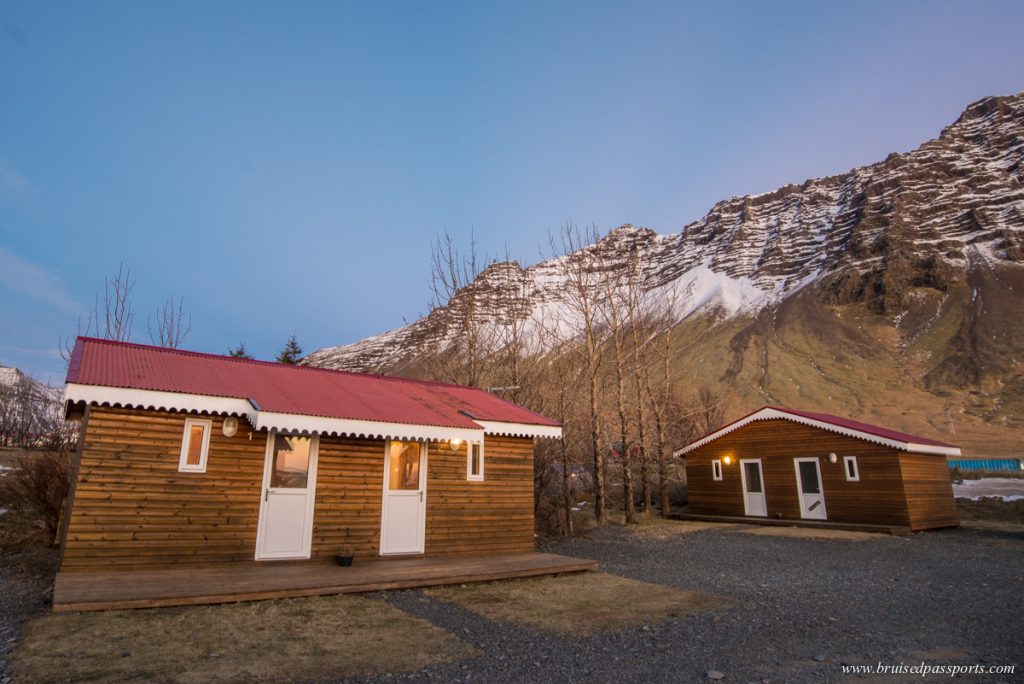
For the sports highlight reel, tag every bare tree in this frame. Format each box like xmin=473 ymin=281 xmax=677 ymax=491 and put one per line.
xmin=60 ymin=262 xmax=136 ymax=363
xmin=147 ymin=296 xmax=192 ymax=348
xmin=100 ymin=262 xmax=135 ymax=342
xmin=600 ymin=254 xmax=637 ymax=524
xmin=429 ymin=229 xmax=488 ymax=386
xmin=550 ymin=222 xmax=609 ymax=525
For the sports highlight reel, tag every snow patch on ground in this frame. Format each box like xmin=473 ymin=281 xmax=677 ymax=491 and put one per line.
xmin=952 ymin=477 xmax=1024 ymax=502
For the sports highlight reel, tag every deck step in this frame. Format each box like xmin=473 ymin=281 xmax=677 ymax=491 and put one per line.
xmin=673 ymin=513 xmax=911 ymax=536
xmin=53 ymin=552 xmax=598 ymax=612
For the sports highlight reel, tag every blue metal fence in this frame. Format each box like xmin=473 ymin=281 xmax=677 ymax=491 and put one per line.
xmin=948 ymin=459 xmax=1024 ymax=472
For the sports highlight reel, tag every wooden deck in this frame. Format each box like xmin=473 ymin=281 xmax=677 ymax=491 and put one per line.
xmin=52 ymin=552 xmax=598 ymax=612
xmin=675 ymin=513 xmax=912 ymax=536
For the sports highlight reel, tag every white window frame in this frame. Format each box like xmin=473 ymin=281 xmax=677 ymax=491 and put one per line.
xmin=467 ymin=441 xmax=484 ymax=481
xmin=712 ymin=459 xmax=723 ymax=481
xmin=178 ymin=417 xmax=212 ymax=473
xmin=843 ymin=455 xmax=860 ymax=482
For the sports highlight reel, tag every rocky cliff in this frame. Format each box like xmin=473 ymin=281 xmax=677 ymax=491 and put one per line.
xmin=307 ymin=93 xmax=1024 ymax=455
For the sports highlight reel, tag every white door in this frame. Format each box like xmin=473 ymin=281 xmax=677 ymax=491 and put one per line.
xmin=795 ymin=458 xmax=827 ymax=520
xmin=740 ymin=459 xmax=768 ymax=517
xmin=256 ymin=432 xmax=319 ymax=560
xmin=380 ymin=440 xmax=427 ymax=555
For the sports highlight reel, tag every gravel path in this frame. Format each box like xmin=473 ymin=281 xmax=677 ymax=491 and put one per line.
xmin=350 ymin=523 xmax=1023 ymax=684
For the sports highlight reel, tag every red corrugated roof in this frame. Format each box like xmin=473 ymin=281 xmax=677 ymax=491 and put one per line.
xmin=679 ymin=404 xmax=958 ymax=454
xmin=66 ymin=337 xmax=559 ymax=430
xmin=766 ymin=406 xmax=957 ymax=449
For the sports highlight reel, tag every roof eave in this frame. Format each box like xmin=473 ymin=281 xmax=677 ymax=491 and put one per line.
xmin=674 ymin=407 xmax=959 ymax=457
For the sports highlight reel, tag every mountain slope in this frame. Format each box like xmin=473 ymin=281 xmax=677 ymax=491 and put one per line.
xmin=306 ymin=93 xmax=1024 ymax=455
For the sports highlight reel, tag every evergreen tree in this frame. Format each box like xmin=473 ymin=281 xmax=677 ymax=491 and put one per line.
xmin=227 ymin=343 xmax=253 ymax=359
xmin=276 ymin=334 xmax=303 ymax=364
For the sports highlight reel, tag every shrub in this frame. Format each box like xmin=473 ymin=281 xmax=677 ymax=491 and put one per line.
xmin=0 ymin=449 xmax=73 ymax=539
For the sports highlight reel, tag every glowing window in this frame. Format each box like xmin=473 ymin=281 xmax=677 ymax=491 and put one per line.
xmin=178 ymin=418 xmax=212 ymax=473
xmin=467 ymin=442 xmax=484 ymax=481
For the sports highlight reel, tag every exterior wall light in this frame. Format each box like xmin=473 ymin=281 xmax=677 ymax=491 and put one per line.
xmin=723 ymin=455 xmax=732 ymax=465
xmin=828 ymin=452 xmax=838 ymax=464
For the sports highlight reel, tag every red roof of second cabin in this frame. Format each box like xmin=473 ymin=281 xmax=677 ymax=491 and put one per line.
xmin=677 ymin=405 xmax=959 ymax=456
xmin=765 ymin=406 xmax=957 ymax=449
xmin=66 ymin=337 xmax=559 ymax=430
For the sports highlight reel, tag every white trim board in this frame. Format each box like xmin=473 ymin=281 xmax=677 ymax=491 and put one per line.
xmin=673 ymin=407 xmax=961 ymax=458
xmin=64 ymin=383 xmax=559 ymax=443
xmin=252 ymin=411 xmax=483 ymax=443
xmin=475 ymin=420 xmax=563 ymax=439
xmin=65 ymin=383 xmax=254 ymax=418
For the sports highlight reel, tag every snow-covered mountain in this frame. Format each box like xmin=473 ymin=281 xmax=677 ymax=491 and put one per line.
xmin=307 ymin=93 xmax=1024 ymax=454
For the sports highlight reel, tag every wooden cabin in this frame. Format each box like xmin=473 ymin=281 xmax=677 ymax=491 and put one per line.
xmin=59 ymin=337 xmax=563 ymax=573
xmin=676 ymin=406 xmax=960 ymax=531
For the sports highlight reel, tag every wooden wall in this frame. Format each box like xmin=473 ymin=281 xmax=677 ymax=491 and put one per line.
xmin=685 ymin=419 xmax=948 ymax=528
xmin=61 ymin=406 xmax=537 ymax=572
xmin=899 ymin=453 xmax=959 ymax=530
xmin=424 ymin=436 xmax=535 ymax=556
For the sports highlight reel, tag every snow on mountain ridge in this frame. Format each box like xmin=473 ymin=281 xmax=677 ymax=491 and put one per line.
xmin=306 ymin=93 xmax=1024 ymax=373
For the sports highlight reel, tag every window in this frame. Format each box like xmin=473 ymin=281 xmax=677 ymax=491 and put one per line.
xmin=712 ymin=459 xmax=723 ymax=481
xmin=178 ymin=417 xmax=212 ymax=472
xmin=467 ymin=442 xmax=484 ymax=481
xmin=270 ymin=433 xmax=312 ymax=488
xmin=844 ymin=456 xmax=860 ymax=482
xmin=389 ymin=441 xmax=422 ymax=490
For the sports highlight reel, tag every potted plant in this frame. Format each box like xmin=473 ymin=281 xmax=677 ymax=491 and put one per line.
xmin=335 ymin=546 xmax=354 ymax=566
xmin=336 ymin=528 xmax=354 ymax=566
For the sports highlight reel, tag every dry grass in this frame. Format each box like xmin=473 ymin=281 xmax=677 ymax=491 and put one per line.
xmin=425 ymin=572 xmax=731 ymax=637
xmin=624 ymin=517 xmax=737 ymax=540
xmin=14 ymin=594 xmax=475 ymax=683
xmin=732 ymin=526 xmax=886 ymax=541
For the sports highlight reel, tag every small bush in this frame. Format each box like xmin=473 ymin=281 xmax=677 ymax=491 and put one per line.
xmin=0 ymin=450 xmax=73 ymax=539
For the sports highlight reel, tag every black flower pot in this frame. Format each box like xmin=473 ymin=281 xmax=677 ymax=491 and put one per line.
xmin=336 ymin=554 xmax=353 ymax=567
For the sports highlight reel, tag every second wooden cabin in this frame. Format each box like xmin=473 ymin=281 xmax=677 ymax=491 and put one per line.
xmin=676 ymin=406 xmax=960 ymax=531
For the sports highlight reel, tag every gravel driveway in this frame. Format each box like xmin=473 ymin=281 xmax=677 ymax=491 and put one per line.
xmin=361 ymin=522 xmax=1023 ymax=683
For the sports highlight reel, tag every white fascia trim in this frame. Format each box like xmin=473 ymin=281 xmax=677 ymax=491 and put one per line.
xmin=252 ymin=411 xmax=484 ymax=443
xmin=64 ymin=383 xmax=559 ymax=443
xmin=475 ymin=420 xmax=563 ymax=439
xmin=64 ymin=383 xmax=254 ymax=419
xmin=674 ymin=407 xmax=961 ymax=457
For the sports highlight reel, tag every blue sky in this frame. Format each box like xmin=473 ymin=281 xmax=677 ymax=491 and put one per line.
xmin=2 ymin=0 xmax=1023 ymax=383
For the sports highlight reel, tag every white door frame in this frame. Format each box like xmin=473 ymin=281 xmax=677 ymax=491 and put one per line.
xmin=794 ymin=457 xmax=827 ymax=520
xmin=255 ymin=431 xmax=319 ymax=560
xmin=739 ymin=458 xmax=768 ymax=517
xmin=379 ymin=440 xmax=428 ymax=555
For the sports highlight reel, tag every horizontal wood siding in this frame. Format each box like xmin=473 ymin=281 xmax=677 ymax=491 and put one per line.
xmin=309 ymin=437 xmax=384 ymax=559
xmin=62 ymin=407 xmax=266 ymax=571
xmin=686 ymin=419 xmax=915 ymax=527
xmin=899 ymin=453 xmax=959 ymax=530
xmin=62 ymin=407 xmax=537 ymax=571
xmin=425 ymin=436 xmax=535 ymax=556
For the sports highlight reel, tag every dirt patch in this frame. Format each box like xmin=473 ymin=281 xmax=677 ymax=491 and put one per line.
xmin=956 ymin=497 xmax=1024 ymax=524
xmin=425 ymin=572 xmax=731 ymax=637
xmin=626 ymin=519 xmax=737 ymax=540
xmin=732 ymin=526 xmax=887 ymax=541
xmin=13 ymin=594 xmax=475 ymax=683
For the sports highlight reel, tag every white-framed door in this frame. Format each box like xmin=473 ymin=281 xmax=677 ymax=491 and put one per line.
xmin=255 ymin=432 xmax=319 ymax=560
xmin=380 ymin=440 xmax=427 ymax=555
xmin=794 ymin=457 xmax=827 ymax=520
xmin=739 ymin=459 xmax=768 ymax=517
